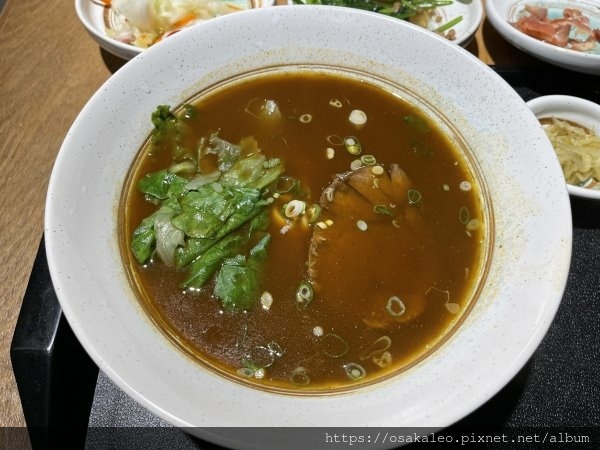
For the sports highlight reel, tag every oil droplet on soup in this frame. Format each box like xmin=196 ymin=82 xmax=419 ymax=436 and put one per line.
xmin=120 ymin=71 xmax=488 ymax=393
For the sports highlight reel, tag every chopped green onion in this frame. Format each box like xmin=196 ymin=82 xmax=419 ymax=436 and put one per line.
xmin=299 ymin=113 xmax=312 ymax=123
xmin=237 ymin=367 xmax=255 ymax=378
xmin=372 ymin=351 xmax=392 ymax=368
xmin=349 ymin=109 xmax=367 ymax=127
xmin=459 ymin=181 xmax=472 ymax=191
xmin=285 ymin=200 xmax=306 ymax=218
xmin=306 ymin=204 xmax=322 ymax=223
xmin=360 ymin=154 xmax=376 ymax=166
xmin=386 ymin=296 xmax=406 ymax=317
xmin=407 ymin=189 xmax=422 ymax=205
xmin=327 ymin=134 xmax=344 ymax=146
xmin=373 ymin=204 xmax=394 ymax=217
xmin=322 ymin=333 xmax=349 ymax=358
xmin=360 ymin=336 xmax=392 ymax=361
xmin=371 ymin=165 xmax=384 ymax=176
xmin=344 ymin=136 xmax=362 ymax=155
xmin=290 ymin=367 xmax=310 ymax=385
xmin=435 ymin=16 xmax=463 ymax=34
xmin=467 ymin=218 xmax=481 ymax=231
xmin=343 ymin=362 xmax=366 ymax=381
xmin=350 ymin=159 xmax=363 ymax=170
xmin=296 ymin=280 xmax=314 ymax=310
xmin=244 ymin=345 xmax=275 ymax=369
xmin=267 ymin=341 xmax=284 ymax=358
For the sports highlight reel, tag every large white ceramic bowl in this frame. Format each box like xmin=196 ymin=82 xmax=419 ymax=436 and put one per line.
xmin=47 ymin=5 xmax=571 ymax=449
xmin=527 ymin=95 xmax=600 ymax=200
xmin=485 ymin=0 xmax=600 ymax=75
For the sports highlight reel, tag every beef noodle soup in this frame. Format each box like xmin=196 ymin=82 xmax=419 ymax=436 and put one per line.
xmin=119 ymin=69 xmax=490 ymax=393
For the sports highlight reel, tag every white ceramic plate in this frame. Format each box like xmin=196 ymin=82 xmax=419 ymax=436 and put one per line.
xmin=527 ymin=95 xmax=600 ymax=200
xmin=75 ymin=0 xmax=483 ymax=60
xmin=486 ymin=0 xmax=600 ymax=75
xmin=47 ymin=5 xmax=571 ymax=449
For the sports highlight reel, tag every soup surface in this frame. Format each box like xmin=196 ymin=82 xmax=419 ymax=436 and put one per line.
xmin=120 ymin=70 xmax=489 ymax=392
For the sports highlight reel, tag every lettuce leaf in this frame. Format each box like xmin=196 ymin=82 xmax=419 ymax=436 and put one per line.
xmin=213 ymin=235 xmax=271 ymax=311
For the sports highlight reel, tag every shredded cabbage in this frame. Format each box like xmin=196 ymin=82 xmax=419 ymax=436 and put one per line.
xmin=109 ymin=0 xmax=254 ymax=48
xmin=542 ymin=117 xmax=600 ymax=186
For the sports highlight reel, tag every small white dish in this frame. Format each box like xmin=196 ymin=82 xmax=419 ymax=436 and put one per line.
xmin=527 ymin=95 xmax=600 ymax=200
xmin=485 ymin=0 xmax=600 ymax=75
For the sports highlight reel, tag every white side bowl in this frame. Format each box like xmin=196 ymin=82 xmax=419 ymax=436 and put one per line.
xmin=485 ymin=0 xmax=600 ymax=75
xmin=74 ymin=0 xmax=275 ymax=60
xmin=47 ymin=6 xmax=571 ymax=448
xmin=527 ymin=95 xmax=600 ymax=200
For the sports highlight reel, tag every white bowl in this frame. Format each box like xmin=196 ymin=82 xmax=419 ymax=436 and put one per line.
xmin=485 ymin=0 xmax=600 ymax=75
xmin=47 ymin=6 xmax=571 ymax=448
xmin=75 ymin=0 xmax=483 ymax=60
xmin=527 ymin=95 xmax=600 ymax=200
xmin=74 ymin=0 xmax=276 ymax=60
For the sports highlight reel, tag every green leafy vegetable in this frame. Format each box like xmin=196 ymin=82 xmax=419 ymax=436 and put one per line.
xmin=137 ymin=169 xmax=188 ymax=203
xmin=151 ymin=105 xmax=179 ymax=143
xmin=292 ymin=0 xmax=453 ymax=21
xmin=181 ymin=233 xmax=246 ymax=290
xmin=213 ymin=235 xmax=271 ymax=311
xmin=131 ymin=108 xmax=285 ymax=311
xmin=131 ymin=197 xmax=182 ymax=264
xmin=220 ymin=153 xmax=283 ymax=190
xmin=131 ymin=215 xmax=157 ymax=264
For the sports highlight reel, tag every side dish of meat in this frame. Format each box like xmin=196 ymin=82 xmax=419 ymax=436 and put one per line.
xmin=512 ymin=4 xmax=600 ymax=52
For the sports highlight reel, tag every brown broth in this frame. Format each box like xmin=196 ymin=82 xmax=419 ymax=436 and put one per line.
xmin=120 ymin=70 xmax=489 ymax=393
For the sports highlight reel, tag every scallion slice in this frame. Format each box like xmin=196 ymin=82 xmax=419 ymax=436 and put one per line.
xmin=290 ymin=367 xmax=310 ymax=385
xmin=386 ymin=296 xmax=406 ymax=317
xmin=373 ymin=204 xmax=394 ymax=217
xmin=343 ymin=363 xmax=366 ymax=381
xmin=344 ymin=136 xmax=362 ymax=155
xmin=296 ymin=280 xmax=314 ymax=310
xmin=407 ymin=189 xmax=422 ymax=205
xmin=322 ymin=333 xmax=349 ymax=358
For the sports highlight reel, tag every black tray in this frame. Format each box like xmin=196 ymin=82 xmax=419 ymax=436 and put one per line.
xmin=11 ymin=66 xmax=600 ymax=449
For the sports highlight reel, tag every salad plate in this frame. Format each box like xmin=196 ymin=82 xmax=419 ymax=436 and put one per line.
xmin=75 ymin=0 xmax=483 ymax=60
xmin=75 ymin=0 xmax=276 ymax=60
xmin=485 ymin=0 xmax=600 ymax=75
